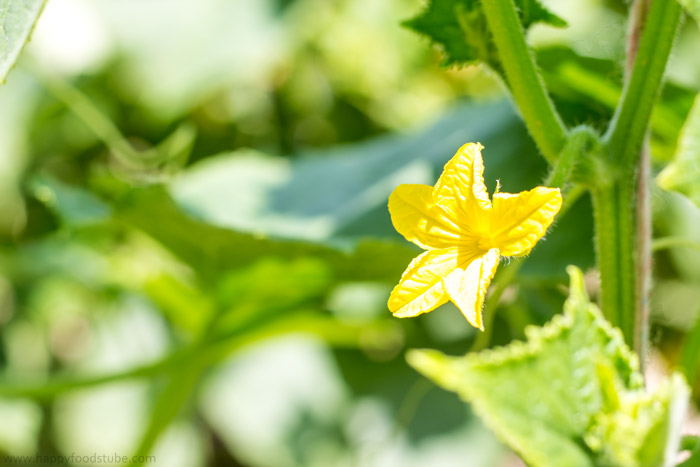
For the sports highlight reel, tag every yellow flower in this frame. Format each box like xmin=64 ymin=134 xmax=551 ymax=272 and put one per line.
xmin=387 ymin=143 xmax=562 ymax=330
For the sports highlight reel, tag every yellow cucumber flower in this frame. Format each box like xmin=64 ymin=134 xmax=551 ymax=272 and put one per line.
xmin=387 ymin=143 xmax=562 ymax=330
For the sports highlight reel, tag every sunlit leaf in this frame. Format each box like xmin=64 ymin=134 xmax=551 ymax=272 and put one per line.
xmin=408 ymin=267 xmax=689 ymax=467
xmin=404 ymin=0 xmax=565 ymax=68
xmin=0 ymin=0 xmax=46 ymax=83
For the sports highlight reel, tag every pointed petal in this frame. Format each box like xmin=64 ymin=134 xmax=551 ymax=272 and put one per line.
xmin=388 ymin=184 xmax=463 ymax=250
xmin=443 ymin=249 xmax=500 ymax=330
xmin=433 ymin=143 xmax=492 ymax=230
xmin=388 ymin=248 xmax=460 ymax=318
xmin=491 ymin=187 xmax=562 ymax=257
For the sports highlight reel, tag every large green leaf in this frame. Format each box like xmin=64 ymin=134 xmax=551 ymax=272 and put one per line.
xmin=408 ymin=267 xmax=689 ymax=467
xmin=171 ymin=100 xmax=595 ymax=279
xmin=404 ymin=0 xmax=565 ymax=68
xmin=172 ymin=101 xmax=527 ymax=241
xmin=0 ymin=0 xmax=46 ymax=83
xmin=27 ymin=172 xmax=417 ymax=286
xmin=657 ymin=94 xmax=700 ymax=208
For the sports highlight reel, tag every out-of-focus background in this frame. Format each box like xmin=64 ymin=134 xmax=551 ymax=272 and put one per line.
xmin=1 ymin=0 xmax=700 ymax=466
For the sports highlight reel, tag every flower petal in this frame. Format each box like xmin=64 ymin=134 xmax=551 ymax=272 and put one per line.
xmin=443 ymin=248 xmax=500 ymax=330
xmin=388 ymin=184 xmax=464 ymax=249
xmin=491 ymin=187 xmax=562 ymax=257
xmin=388 ymin=248 xmax=460 ymax=318
xmin=433 ymin=143 xmax=492 ymax=229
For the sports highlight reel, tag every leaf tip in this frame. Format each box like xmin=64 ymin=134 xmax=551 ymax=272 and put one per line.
xmin=406 ymin=349 xmax=461 ymax=390
xmin=566 ymin=265 xmax=589 ymax=302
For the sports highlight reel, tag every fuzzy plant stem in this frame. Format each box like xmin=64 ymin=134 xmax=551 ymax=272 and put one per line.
xmin=594 ymin=0 xmax=682 ymax=355
xmin=480 ymin=0 xmax=568 ymax=164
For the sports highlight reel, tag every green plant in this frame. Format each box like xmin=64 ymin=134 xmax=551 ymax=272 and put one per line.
xmin=395 ymin=0 xmax=700 ymax=464
xmin=2 ymin=0 xmax=700 ymax=465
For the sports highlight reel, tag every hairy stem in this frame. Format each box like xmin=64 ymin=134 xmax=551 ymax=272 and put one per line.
xmin=605 ymin=0 xmax=682 ymax=172
xmin=595 ymin=0 xmax=682 ymax=352
xmin=480 ymin=0 xmax=568 ymax=164
xmin=545 ymin=126 xmax=600 ymax=188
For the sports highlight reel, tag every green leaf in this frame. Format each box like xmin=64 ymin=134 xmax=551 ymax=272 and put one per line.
xmin=30 ymin=174 xmax=112 ymax=227
xmin=0 ymin=0 xmax=47 ymax=83
xmin=408 ymin=267 xmax=689 ymax=467
xmin=404 ymin=0 xmax=565 ymax=68
xmin=657 ymin=94 xmax=700 ymax=208
xmin=213 ymin=257 xmax=332 ymax=335
xmin=171 ymin=101 xmax=524 ymax=242
xmin=116 ymin=185 xmax=418 ymax=284
xmin=676 ymin=0 xmax=700 ymax=25
xmin=171 ymin=100 xmax=595 ymax=279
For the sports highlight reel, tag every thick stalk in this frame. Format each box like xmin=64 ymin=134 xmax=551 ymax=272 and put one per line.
xmin=596 ymin=0 xmax=682 ymax=352
xmin=605 ymin=0 xmax=682 ymax=173
xmin=480 ymin=0 xmax=568 ymax=164
xmin=592 ymin=182 xmax=637 ymax=347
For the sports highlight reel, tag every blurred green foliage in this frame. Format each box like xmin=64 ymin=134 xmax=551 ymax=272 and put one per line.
xmin=0 ymin=0 xmax=699 ymax=466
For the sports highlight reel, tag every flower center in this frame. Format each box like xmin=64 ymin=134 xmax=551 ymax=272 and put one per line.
xmin=477 ymin=235 xmax=496 ymax=251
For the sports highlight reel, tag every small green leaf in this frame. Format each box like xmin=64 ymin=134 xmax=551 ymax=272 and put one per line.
xmin=0 ymin=0 xmax=47 ymax=83
xmin=404 ymin=0 xmax=565 ymax=68
xmin=657 ymin=94 xmax=700 ymax=208
xmin=408 ymin=266 xmax=689 ymax=467
xmin=676 ymin=0 xmax=700 ymax=25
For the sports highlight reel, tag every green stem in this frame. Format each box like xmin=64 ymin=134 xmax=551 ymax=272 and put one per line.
xmin=652 ymin=237 xmax=700 ymax=253
xmin=0 ymin=354 xmax=180 ymax=400
xmin=594 ymin=0 xmax=682 ymax=354
xmin=605 ymin=0 xmax=682 ymax=173
xmin=480 ymin=0 xmax=567 ymax=164
xmin=128 ymin=352 xmax=205 ymax=467
xmin=34 ymin=69 xmax=139 ymax=164
xmin=592 ymin=182 xmax=637 ymax=350
xmin=545 ymin=126 xmax=600 ymax=188
xmin=29 ymin=63 xmax=195 ymax=173
xmin=0 ymin=312 xmax=384 ymax=401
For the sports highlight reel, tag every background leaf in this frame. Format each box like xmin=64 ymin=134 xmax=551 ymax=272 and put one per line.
xmin=404 ymin=0 xmax=565 ymax=68
xmin=657 ymin=94 xmax=700 ymax=208
xmin=0 ymin=0 xmax=46 ymax=83
xmin=170 ymin=100 xmax=595 ymax=280
xmin=676 ymin=0 xmax=700 ymax=26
